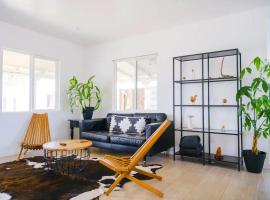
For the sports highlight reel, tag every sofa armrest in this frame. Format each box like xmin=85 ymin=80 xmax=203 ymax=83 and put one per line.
xmin=145 ymin=121 xmax=174 ymax=156
xmin=80 ymin=118 xmax=107 ymax=132
xmin=145 ymin=122 xmax=162 ymax=139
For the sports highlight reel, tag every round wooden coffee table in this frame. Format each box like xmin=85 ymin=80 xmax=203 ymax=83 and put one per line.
xmin=43 ymin=139 xmax=92 ymax=174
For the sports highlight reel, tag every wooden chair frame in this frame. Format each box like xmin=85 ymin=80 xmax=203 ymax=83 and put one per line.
xmin=99 ymin=120 xmax=171 ymax=198
xmin=18 ymin=113 xmax=51 ymax=160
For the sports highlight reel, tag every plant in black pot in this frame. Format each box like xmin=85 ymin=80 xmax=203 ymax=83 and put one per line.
xmin=67 ymin=76 xmax=101 ymax=120
xmin=236 ymin=57 xmax=270 ymax=173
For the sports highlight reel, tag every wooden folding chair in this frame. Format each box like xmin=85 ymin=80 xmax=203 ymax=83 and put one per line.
xmin=99 ymin=119 xmax=171 ymax=198
xmin=18 ymin=113 xmax=51 ymax=160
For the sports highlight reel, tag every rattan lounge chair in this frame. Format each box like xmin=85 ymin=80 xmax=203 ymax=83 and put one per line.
xmin=18 ymin=113 xmax=51 ymax=160
xmin=99 ymin=119 xmax=171 ymax=198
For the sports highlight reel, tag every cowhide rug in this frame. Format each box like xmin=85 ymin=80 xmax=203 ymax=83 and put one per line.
xmin=0 ymin=156 xmax=162 ymax=200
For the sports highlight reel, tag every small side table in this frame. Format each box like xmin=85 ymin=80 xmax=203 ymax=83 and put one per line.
xmin=43 ymin=139 xmax=92 ymax=174
xmin=68 ymin=119 xmax=81 ymax=139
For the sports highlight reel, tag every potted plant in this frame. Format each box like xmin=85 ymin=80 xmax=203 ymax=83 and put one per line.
xmin=67 ymin=75 xmax=101 ymax=120
xmin=236 ymin=57 xmax=270 ymax=173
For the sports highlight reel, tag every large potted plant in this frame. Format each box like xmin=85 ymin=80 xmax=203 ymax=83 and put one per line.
xmin=236 ymin=57 xmax=270 ymax=173
xmin=67 ymin=75 xmax=101 ymax=120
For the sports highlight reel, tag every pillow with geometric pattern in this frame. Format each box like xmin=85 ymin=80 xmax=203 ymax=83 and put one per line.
xmin=109 ymin=115 xmax=147 ymax=135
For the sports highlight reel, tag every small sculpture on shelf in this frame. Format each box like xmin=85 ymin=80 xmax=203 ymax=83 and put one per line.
xmin=222 ymin=98 xmax=228 ymax=104
xmin=220 ymin=57 xmax=235 ymax=78
xmin=190 ymin=95 xmax=198 ymax=104
xmin=191 ymin=69 xmax=195 ymax=79
xmin=187 ymin=115 xmax=194 ymax=130
xmin=215 ymin=146 xmax=224 ymax=160
xmin=221 ymin=125 xmax=225 ymax=132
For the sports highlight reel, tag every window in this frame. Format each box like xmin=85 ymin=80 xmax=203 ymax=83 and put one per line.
xmin=2 ymin=50 xmax=30 ymax=112
xmin=34 ymin=58 xmax=57 ymax=110
xmin=115 ymin=54 xmax=157 ymax=111
xmin=1 ymin=50 xmax=59 ymax=112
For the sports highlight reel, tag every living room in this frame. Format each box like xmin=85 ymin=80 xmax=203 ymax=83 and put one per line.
xmin=0 ymin=1 xmax=270 ymax=200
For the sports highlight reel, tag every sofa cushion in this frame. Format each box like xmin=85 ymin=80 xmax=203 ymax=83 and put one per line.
xmin=106 ymin=117 xmax=151 ymax=132
xmin=106 ymin=113 xmax=134 ymax=131
xmin=81 ymin=131 xmax=111 ymax=143
xmin=110 ymin=134 xmax=146 ymax=147
xmin=109 ymin=115 xmax=147 ymax=134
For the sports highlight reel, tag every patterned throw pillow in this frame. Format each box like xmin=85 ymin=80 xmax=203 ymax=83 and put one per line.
xmin=109 ymin=115 xmax=147 ymax=135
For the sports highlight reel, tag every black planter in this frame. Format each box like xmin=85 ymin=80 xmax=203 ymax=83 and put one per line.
xmin=243 ymin=150 xmax=266 ymax=173
xmin=82 ymin=107 xmax=94 ymax=120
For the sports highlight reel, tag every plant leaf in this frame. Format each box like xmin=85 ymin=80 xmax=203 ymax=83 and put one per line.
xmin=262 ymin=79 xmax=268 ymax=93
xmin=267 ymin=71 xmax=270 ymax=78
xmin=240 ymin=69 xmax=245 ymax=79
xmin=69 ymin=76 xmax=77 ymax=86
xmin=88 ymin=75 xmax=95 ymax=82
xmin=254 ymin=57 xmax=261 ymax=70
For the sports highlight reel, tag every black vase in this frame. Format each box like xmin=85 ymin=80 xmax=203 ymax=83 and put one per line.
xmin=82 ymin=107 xmax=94 ymax=120
xmin=243 ymin=150 xmax=266 ymax=173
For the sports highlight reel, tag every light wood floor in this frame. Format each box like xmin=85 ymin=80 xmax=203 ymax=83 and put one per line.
xmin=1 ymin=150 xmax=269 ymax=200
xmin=99 ymin=153 xmax=270 ymax=200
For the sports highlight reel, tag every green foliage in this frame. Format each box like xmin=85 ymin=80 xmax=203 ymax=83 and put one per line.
xmin=67 ymin=76 xmax=101 ymax=112
xmin=236 ymin=57 xmax=270 ymax=153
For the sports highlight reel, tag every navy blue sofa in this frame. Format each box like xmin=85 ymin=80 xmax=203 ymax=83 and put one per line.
xmin=80 ymin=113 xmax=174 ymax=156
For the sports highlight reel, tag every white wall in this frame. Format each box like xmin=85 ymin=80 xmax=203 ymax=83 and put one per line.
xmin=0 ymin=21 xmax=85 ymax=157
xmin=268 ymin=17 xmax=270 ymax=60
xmin=85 ymin=7 xmax=270 ymax=165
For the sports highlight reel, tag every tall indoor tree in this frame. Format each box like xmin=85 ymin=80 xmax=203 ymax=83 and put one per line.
xmin=236 ymin=57 xmax=270 ymax=173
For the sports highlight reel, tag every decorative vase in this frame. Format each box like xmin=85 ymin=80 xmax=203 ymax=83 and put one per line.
xmin=221 ymin=125 xmax=225 ymax=131
xmin=82 ymin=107 xmax=94 ymax=120
xmin=191 ymin=69 xmax=195 ymax=79
xmin=220 ymin=57 xmax=234 ymax=78
xmin=187 ymin=115 xmax=194 ymax=129
xmin=215 ymin=146 xmax=223 ymax=160
xmin=243 ymin=150 xmax=266 ymax=173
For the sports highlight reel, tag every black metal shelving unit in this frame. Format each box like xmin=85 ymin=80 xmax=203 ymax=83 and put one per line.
xmin=172 ymin=49 xmax=243 ymax=171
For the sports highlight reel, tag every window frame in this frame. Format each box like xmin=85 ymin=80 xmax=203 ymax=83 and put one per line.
xmin=0 ymin=48 xmax=60 ymax=113
xmin=113 ymin=53 xmax=158 ymax=112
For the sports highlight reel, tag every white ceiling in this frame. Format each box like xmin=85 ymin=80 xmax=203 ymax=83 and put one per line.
xmin=0 ymin=0 xmax=269 ymax=45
